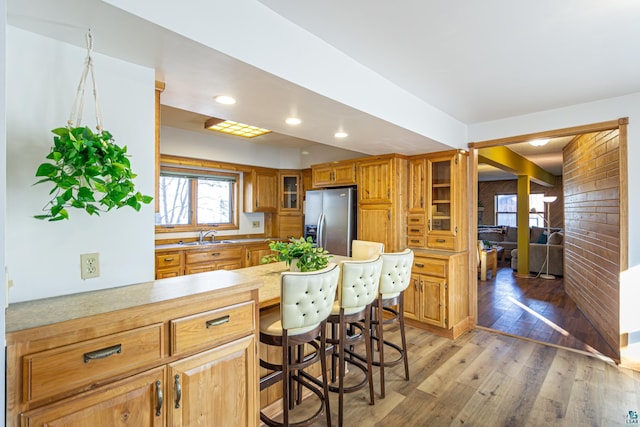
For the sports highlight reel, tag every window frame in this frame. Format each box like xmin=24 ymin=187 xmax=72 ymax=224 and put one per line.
xmin=155 ymin=158 xmax=240 ymax=233
xmin=494 ymin=193 xmax=546 ymax=227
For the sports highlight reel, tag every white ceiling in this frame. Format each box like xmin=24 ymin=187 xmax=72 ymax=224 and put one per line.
xmin=8 ymin=0 xmax=640 ymax=176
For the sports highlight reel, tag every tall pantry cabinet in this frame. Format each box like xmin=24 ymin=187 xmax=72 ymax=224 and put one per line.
xmin=406 ymin=149 xmax=470 ymax=339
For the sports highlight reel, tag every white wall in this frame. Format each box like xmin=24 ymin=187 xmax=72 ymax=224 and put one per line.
xmin=6 ymin=27 xmax=156 ymax=303
xmin=1 ymin=0 xmax=7 ymax=421
xmin=468 ymin=92 xmax=640 ymax=267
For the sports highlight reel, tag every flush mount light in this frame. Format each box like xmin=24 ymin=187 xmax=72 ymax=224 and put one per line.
xmin=205 ymin=118 xmax=271 ymax=138
xmin=334 ymin=131 xmax=348 ymax=138
xmin=528 ymin=139 xmax=549 ymax=147
xmin=214 ymin=95 xmax=236 ymax=105
xmin=285 ymin=117 xmax=302 ymax=125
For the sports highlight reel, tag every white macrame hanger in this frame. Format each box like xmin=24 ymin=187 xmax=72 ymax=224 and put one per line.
xmin=68 ymin=29 xmax=103 ymax=132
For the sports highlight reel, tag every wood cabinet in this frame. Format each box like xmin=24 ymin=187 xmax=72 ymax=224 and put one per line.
xmin=407 ymin=150 xmax=468 ymax=252
xmin=357 ymin=154 xmax=408 ymax=252
xmin=244 ymin=242 xmax=273 ymax=267
xmin=406 ymin=251 xmax=470 ymax=339
xmin=185 ymin=246 xmax=243 ymax=274
xmin=278 ymin=171 xmax=301 ymax=212
xmin=156 ymin=250 xmax=184 ymax=279
xmin=276 ymin=214 xmax=303 ymax=240
xmin=6 ymin=272 xmax=260 ymax=427
xmin=244 ymin=167 xmax=278 ymax=213
xmin=311 ymin=161 xmax=356 ymax=187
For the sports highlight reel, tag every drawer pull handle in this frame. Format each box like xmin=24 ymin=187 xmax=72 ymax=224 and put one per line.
xmin=156 ymin=380 xmax=163 ymax=416
xmin=83 ymin=344 xmax=122 ymax=363
xmin=164 ymin=257 xmax=174 ymax=261
xmin=211 ymin=253 xmax=220 ymax=257
xmin=410 ymin=218 xmax=420 ymax=222
xmin=206 ymin=315 xmax=230 ymax=328
xmin=436 ymin=239 xmax=446 ymax=243
xmin=415 ymin=263 xmax=425 ymax=268
xmin=174 ymin=374 xmax=182 ymax=408
xmin=410 ymin=229 xmax=420 ymax=233
xmin=410 ymin=239 xmax=420 ymax=243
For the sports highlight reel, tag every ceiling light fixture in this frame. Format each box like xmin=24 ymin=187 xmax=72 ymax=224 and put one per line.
xmin=205 ymin=118 xmax=271 ymax=138
xmin=334 ymin=131 xmax=348 ymax=138
xmin=214 ymin=95 xmax=236 ymax=105
xmin=286 ymin=117 xmax=302 ymax=125
xmin=528 ymin=138 xmax=549 ymax=147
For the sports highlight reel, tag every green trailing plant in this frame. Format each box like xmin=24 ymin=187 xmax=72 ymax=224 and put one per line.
xmin=261 ymin=236 xmax=332 ymax=272
xmin=34 ymin=126 xmax=153 ymax=221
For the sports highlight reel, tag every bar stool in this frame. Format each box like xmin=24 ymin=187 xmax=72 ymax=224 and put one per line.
xmin=259 ymin=263 xmax=340 ymax=427
xmin=326 ymin=256 xmax=383 ymax=426
xmin=370 ymin=249 xmax=414 ymax=398
xmin=351 ymin=240 xmax=385 ymax=260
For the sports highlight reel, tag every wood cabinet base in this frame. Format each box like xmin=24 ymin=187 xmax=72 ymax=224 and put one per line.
xmin=405 ymin=316 xmax=472 ymax=340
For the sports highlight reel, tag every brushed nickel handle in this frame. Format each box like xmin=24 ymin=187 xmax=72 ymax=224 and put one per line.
xmin=206 ymin=315 xmax=230 ymax=328
xmin=155 ymin=380 xmax=163 ymax=416
xmin=420 ymin=280 xmax=424 ymax=292
xmin=174 ymin=374 xmax=182 ymax=408
xmin=436 ymin=239 xmax=446 ymax=243
xmin=415 ymin=263 xmax=425 ymax=268
xmin=164 ymin=257 xmax=174 ymax=262
xmin=83 ymin=344 xmax=121 ymax=363
xmin=410 ymin=239 xmax=420 ymax=243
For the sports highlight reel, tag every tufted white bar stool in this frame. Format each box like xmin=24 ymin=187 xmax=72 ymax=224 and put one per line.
xmin=351 ymin=240 xmax=385 ymax=260
xmin=326 ymin=256 xmax=383 ymax=426
xmin=370 ymin=249 xmax=414 ymax=398
xmin=259 ymin=263 xmax=340 ymax=427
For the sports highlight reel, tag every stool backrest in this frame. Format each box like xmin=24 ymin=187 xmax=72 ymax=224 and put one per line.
xmin=280 ymin=263 xmax=340 ymax=330
xmin=379 ymin=249 xmax=414 ymax=297
xmin=339 ymin=256 xmax=383 ymax=310
xmin=351 ymin=240 xmax=385 ymax=260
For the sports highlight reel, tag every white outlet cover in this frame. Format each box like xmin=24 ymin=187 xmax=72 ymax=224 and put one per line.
xmin=80 ymin=253 xmax=100 ymax=279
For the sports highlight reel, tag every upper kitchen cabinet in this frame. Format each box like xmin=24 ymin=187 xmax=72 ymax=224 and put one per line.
xmin=278 ymin=171 xmax=301 ymax=213
xmin=311 ymin=160 xmax=357 ymax=188
xmin=244 ymin=167 xmax=278 ymax=213
xmin=407 ymin=150 xmax=468 ymax=252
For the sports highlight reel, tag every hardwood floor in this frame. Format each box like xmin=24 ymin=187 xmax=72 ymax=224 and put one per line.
xmin=477 ymin=264 xmax=617 ymax=361
xmin=285 ymin=325 xmax=640 ymax=426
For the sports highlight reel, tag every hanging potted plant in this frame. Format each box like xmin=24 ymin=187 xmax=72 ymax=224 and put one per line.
xmin=260 ymin=236 xmax=331 ymax=272
xmin=33 ymin=31 xmax=152 ymax=221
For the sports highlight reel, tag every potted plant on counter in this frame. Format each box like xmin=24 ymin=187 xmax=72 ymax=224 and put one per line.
xmin=261 ymin=236 xmax=331 ymax=272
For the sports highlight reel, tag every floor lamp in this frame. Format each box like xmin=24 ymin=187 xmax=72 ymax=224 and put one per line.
xmin=540 ymin=196 xmax=558 ymax=279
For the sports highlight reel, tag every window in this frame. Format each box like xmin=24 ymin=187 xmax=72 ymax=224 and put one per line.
xmin=156 ymin=163 xmax=239 ymax=231
xmin=495 ymin=193 xmax=545 ymax=227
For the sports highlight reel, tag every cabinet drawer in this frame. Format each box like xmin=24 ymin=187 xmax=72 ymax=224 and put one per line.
xmin=171 ymin=301 xmax=255 ymax=356
xmin=407 ymin=225 xmax=424 ymax=236
xmin=156 ymin=251 xmax=182 ymax=268
xmin=413 ymin=258 xmax=447 ymax=278
xmin=407 ymin=214 xmax=425 ymax=226
xmin=427 ymin=235 xmax=455 ymax=250
xmin=185 ymin=247 xmax=243 ymax=264
xmin=407 ymin=236 xmax=426 ymax=247
xmin=23 ymin=324 xmax=163 ymax=403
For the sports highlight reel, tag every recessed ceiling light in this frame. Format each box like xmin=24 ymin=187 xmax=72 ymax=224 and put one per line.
xmin=214 ymin=95 xmax=236 ymax=105
xmin=205 ymin=118 xmax=270 ymax=138
xmin=286 ymin=117 xmax=302 ymax=125
xmin=529 ymin=139 xmax=549 ymax=147
xmin=334 ymin=132 xmax=348 ymax=138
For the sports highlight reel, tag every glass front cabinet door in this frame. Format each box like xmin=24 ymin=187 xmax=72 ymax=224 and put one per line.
xmin=279 ymin=172 xmax=301 ymax=212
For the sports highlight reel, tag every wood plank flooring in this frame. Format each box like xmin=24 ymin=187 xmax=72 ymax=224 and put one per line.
xmin=477 ymin=265 xmax=617 ymax=360
xmin=285 ymin=325 xmax=640 ymax=426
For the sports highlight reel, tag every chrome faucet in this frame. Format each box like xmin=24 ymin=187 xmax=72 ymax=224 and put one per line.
xmin=198 ymin=229 xmax=217 ymax=244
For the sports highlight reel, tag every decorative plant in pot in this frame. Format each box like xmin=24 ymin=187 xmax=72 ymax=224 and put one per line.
xmin=261 ymin=236 xmax=332 ymax=272
xmin=33 ymin=30 xmax=152 ymax=221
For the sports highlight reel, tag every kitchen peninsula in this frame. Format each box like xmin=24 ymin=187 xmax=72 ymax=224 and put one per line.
xmin=5 ymin=270 xmax=262 ymax=426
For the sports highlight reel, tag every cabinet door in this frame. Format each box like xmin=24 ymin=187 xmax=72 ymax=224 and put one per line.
xmin=244 ymin=243 xmax=272 ymax=267
xmin=279 ymin=173 xmax=300 ymax=212
xmin=21 ymin=367 xmax=165 ymax=427
xmin=420 ymin=276 xmax=447 ymax=328
xmin=358 ymin=206 xmax=392 ymax=250
xmin=168 ymin=335 xmax=257 ymax=427
xmin=278 ymin=214 xmax=303 ymax=239
xmin=332 ymin=163 xmax=356 ymax=185
xmin=358 ymin=159 xmax=392 ymax=204
xmin=404 ymin=274 xmax=421 ymax=320
xmin=427 ymin=157 xmax=452 ymax=235
xmin=408 ymin=158 xmax=426 ymax=214
xmin=244 ymin=169 xmax=277 ymax=213
xmin=311 ymin=165 xmax=334 ymax=187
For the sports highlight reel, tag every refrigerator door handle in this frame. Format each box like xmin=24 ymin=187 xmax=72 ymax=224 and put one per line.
xmin=317 ymin=213 xmax=326 ymax=248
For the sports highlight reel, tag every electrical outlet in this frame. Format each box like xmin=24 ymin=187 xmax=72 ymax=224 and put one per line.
xmin=252 ymin=221 xmax=260 ymax=228
xmin=81 ymin=253 xmax=100 ymax=279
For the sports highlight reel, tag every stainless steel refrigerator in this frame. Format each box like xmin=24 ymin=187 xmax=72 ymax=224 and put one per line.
xmin=304 ymin=187 xmax=357 ymax=256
